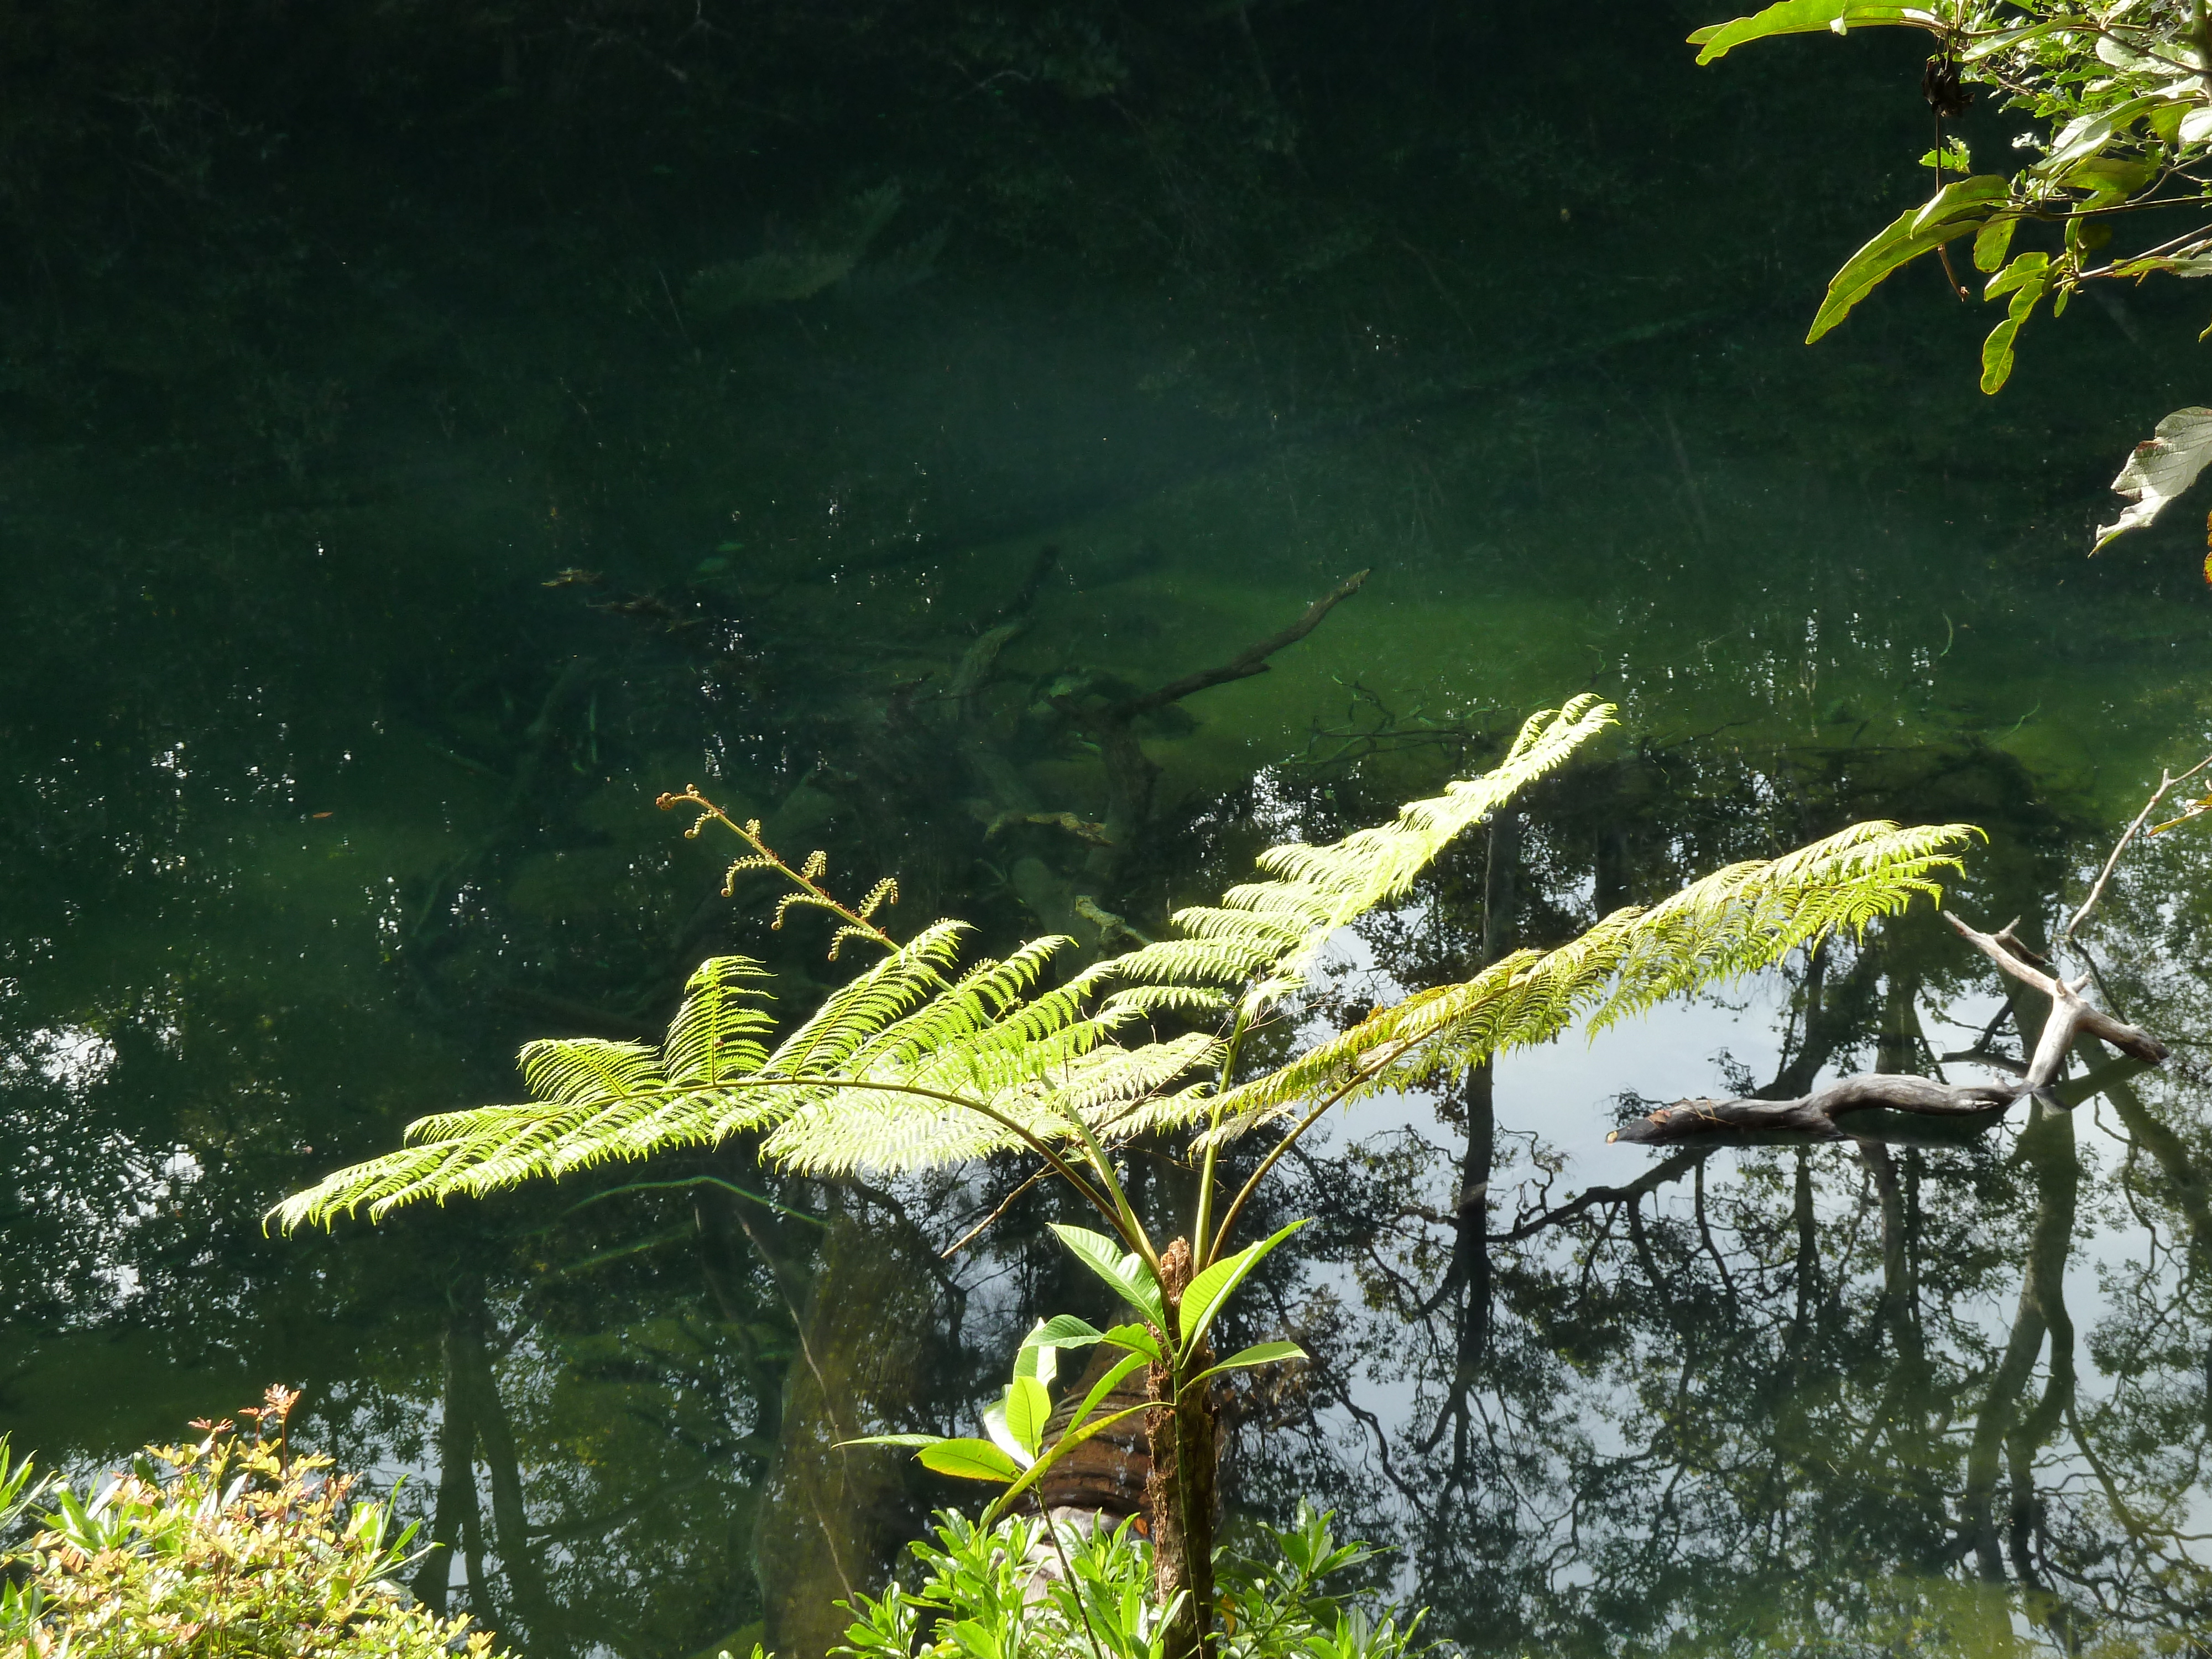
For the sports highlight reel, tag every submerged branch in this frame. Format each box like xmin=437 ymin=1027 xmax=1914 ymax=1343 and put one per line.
xmin=1118 ymin=568 xmax=1370 ymax=717
xmin=1611 ymin=913 xmax=2167 ymax=1148
xmin=1609 ymin=1074 xmax=2022 ymax=1145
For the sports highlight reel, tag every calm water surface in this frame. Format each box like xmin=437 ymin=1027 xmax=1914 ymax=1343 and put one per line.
xmin=7 ymin=8 xmax=2212 ymax=1656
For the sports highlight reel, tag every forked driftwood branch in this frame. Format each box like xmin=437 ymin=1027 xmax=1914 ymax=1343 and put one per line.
xmin=1610 ymin=913 xmax=2168 ymax=1147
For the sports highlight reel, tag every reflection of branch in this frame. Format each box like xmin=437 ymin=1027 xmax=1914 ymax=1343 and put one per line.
xmin=2058 ymin=751 xmax=2212 ymax=950
xmin=1055 ymin=570 xmax=1369 ymax=846
xmin=940 ymin=1164 xmax=1052 ymax=1259
xmin=1488 ymin=1149 xmax=1705 ymax=1238
xmin=524 ymin=1468 xmax=713 ymax=1545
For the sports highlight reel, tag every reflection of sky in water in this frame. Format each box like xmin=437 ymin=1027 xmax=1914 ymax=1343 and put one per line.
xmin=1284 ymin=928 xmax=2212 ymax=1597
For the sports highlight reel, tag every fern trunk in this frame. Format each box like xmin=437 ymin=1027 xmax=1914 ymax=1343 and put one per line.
xmin=1146 ymin=1237 xmax=1219 ymax=1659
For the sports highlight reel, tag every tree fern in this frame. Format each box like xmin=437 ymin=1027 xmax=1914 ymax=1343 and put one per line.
xmin=273 ymin=699 xmax=1987 ymax=1659
xmin=274 ymin=702 xmax=1973 ymax=1240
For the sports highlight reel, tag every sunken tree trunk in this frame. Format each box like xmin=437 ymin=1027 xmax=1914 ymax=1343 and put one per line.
xmin=1609 ymin=915 xmax=2166 ymax=1146
xmin=1146 ymin=1238 xmax=1219 ymax=1659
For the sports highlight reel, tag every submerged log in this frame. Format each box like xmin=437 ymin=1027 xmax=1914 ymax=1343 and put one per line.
xmin=1610 ymin=1075 xmax=2023 ymax=1144
xmin=1610 ymin=912 xmax=2168 ymax=1149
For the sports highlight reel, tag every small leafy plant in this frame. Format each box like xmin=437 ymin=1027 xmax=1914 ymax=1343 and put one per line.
xmin=844 ymin=1295 xmax=1307 ymax=1524
xmin=833 ymin=1503 xmax=1428 ymax=1659
xmin=0 ymin=1386 xmax=507 ymax=1659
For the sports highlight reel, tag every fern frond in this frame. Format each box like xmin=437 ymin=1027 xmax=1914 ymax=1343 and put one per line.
xmin=773 ymin=890 xmax=862 ymax=931
xmin=801 ymin=849 xmax=829 ymax=881
xmin=1098 ymin=984 xmax=1233 ymax=1018
xmin=277 ymin=703 xmax=1978 ymax=1247
xmin=1106 ymin=696 xmax=1616 ymax=1009
xmin=763 ymin=922 xmax=970 ymax=1073
xmin=722 ymin=854 xmax=781 ymax=891
xmin=1199 ymin=819 xmax=1979 ymax=1142
xmin=271 ymin=1125 xmax=541 ymax=1228
xmin=662 ymin=957 xmax=777 ymax=1084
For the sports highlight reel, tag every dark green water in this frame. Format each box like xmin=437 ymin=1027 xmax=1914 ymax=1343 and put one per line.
xmin=8 ymin=6 xmax=2212 ymax=1656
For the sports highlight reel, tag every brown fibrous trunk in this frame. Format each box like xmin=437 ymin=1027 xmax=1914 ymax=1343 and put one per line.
xmin=1145 ymin=1238 xmax=1219 ymax=1659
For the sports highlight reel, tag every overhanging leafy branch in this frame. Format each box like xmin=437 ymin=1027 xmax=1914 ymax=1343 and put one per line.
xmin=1693 ymin=0 xmax=2212 ymax=552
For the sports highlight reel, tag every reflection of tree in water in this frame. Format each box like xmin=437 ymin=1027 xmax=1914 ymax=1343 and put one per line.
xmin=13 ymin=502 xmax=2212 ymax=1658
xmin=1227 ymin=746 xmax=2212 ymax=1656
xmin=0 ymin=545 xmax=1395 ymax=1658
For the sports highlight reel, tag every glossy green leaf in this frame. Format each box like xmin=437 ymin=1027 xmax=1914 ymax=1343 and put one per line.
xmin=1028 ymin=1313 xmax=1108 ymax=1348
xmin=1183 ymin=1340 xmax=1308 ymax=1391
xmin=1097 ymin=1321 xmax=1165 ymax=1364
xmin=917 ymin=1438 xmax=1022 ymax=1484
xmin=1984 ymin=251 xmax=2049 ymax=301
xmin=1807 ymin=176 xmax=2009 ymax=343
xmin=1003 ymin=1375 xmax=1052 ymax=1460
xmin=2038 ymin=95 xmax=2171 ymax=176
xmin=1959 ymin=18 xmax=2081 ymax=61
xmin=836 ymin=1433 xmax=942 ymax=1449
xmin=1979 ymin=280 xmax=2046 ymax=394
xmin=980 ymin=1402 xmax=1031 ymax=1470
xmin=1177 ymin=1218 xmax=1309 ymax=1359
xmin=1908 ymin=175 xmax=2011 ymax=236
xmin=2063 ymin=154 xmax=2161 ymax=205
xmin=1917 ymin=137 xmax=1971 ymax=172
xmin=980 ymin=1403 xmax=1152 ymax=1525
xmin=1048 ymin=1223 xmax=1166 ymax=1329
xmin=1067 ymin=1351 xmax=1150 ymax=1433
xmin=2113 ymin=253 xmax=2212 ymax=278
xmin=1014 ymin=1313 xmax=1104 ymax=1387
xmin=1688 ymin=2 xmax=1937 ymax=66
xmin=1980 ymin=252 xmax=2052 ymax=395
xmin=1971 ymin=215 xmax=2017 ymax=274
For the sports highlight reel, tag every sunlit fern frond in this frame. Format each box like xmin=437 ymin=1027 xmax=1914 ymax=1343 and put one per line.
xmin=271 ymin=926 xmax=1155 ymax=1226
xmin=1105 ymin=695 xmax=1616 ymax=1009
xmin=757 ymin=920 xmax=970 ymax=1076
xmin=662 ymin=956 xmax=778 ymax=1085
xmin=1098 ymin=984 xmax=1233 ymax=1019
xmin=757 ymin=1027 xmax=1223 ymax=1176
xmin=1583 ymin=818 xmax=1977 ymax=1032
xmin=1197 ymin=818 xmax=1980 ymax=1144
xmin=270 ymin=1039 xmax=681 ymax=1228
xmin=750 ymin=949 xmax=1185 ymax=1176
